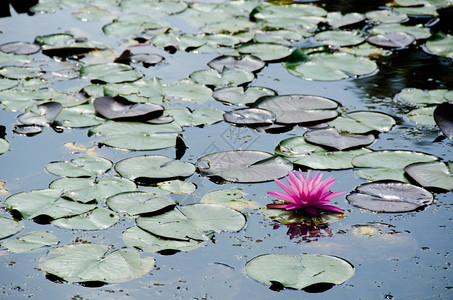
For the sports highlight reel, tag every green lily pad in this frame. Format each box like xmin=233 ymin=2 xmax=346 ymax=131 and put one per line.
xmin=166 ymin=107 xmax=224 ymax=127
xmin=253 ymin=30 xmax=303 ymax=46
xmin=51 ymin=208 xmax=119 ymax=230
xmin=223 ymin=108 xmax=276 ymax=127
xmin=347 ymin=181 xmax=433 ymax=212
xmin=253 ymin=94 xmax=339 ymax=125
xmin=107 ymin=191 xmax=175 ymax=215
xmin=396 ymin=88 xmax=449 ymax=105
xmin=201 ymin=190 xmax=257 ymax=210
xmin=93 ymin=96 xmax=163 ymax=121
xmin=326 ymin=12 xmax=365 ymax=28
xmin=89 ymin=120 xmax=181 ymax=136
xmin=0 ymin=216 xmax=24 ymax=239
xmin=0 ymin=78 xmax=18 ymax=91
xmin=163 ymin=79 xmax=213 ymax=104
xmin=17 ymin=102 xmax=63 ymax=126
xmin=0 ymin=41 xmax=40 ymax=55
xmin=157 ymin=180 xmax=196 ymax=194
xmin=303 ymin=128 xmax=375 ymax=151
xmin=73 ymin=6 xmax=114 ymax=21
xmin=286 ymin=48 xmax=378 ymax=81
xmin=49 ymin=177 xmax=136 ymax=203
xmin=425 ymin=33 xmax=453 ymax=58
xmin=365 ymin=10 xmax=408 ymax=23
xmin=237 ymin=43 xmax=292 ymax=61
xmin=207 ymin=55 xmax=265 ymax=73
xmin=314 ymin=30 xmax=367 ymax=47
xmin=0 ymin=51 xmax=32 ymax=65
xmin=189 ymin=68 xmax=255 ymax=88
xmin=0 ymin=66 xmax=42 ymax=80
xmin=196 ymin=150 xmax=293 ymax=183
xmin=6 ymin=189 xmax=96 ymax=220
xmin=45 ymin=156 xmax=113 ymax=178
xmin=213 ymin=86 xmax=276 ymax=106
xmin=38 ymin=244 xmax=155 ymax=283
xmin=115 ymin=155 xmax=195 ymax=184
xmin=201 ymin=19 xmax=255 ymax=34
xmin=328 ymin=111 xmax=396 ymax=134
xmin=405 ymin=161 xmax=453 ymax=191
xmin=245 ymin=254 xmax=354 ymax=290
xmin=123 ymin=226 xmax=205 ymax=253
xmin=367 ymin=32 xmax=415 ymax=48
xmin=121 ymin=0 xmax=187 ymax=15
xmin=370 ymin=24 xmax=431 ymax=39
xmin=1 ymin=231 xmax=58 ymax=253
xmin=136 ymin=204 xmax=246 ymax=241
xmin=407 ymin=106 xmax=436 ymax=126
xmin=352 ymin=150 xmax=439 ymax=182
xmin=80 ymin=63 xmax=143 ymax=83
xmin=55 ymin=105 xmax=105 ymax=128
xmin=0 ymin=138 xmax=9 ymax=155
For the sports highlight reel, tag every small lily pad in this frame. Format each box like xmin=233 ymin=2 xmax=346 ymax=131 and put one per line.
xmin=17 ymin=102 xmax=63 ymax=126
xmin=107 ymin=191 xmax=175 ymax=216
xmin=253 ymin=94 xmax=339 ymax=125
xmin=0 ymin=216 xmax=24 ymax=239
xmin=434 ymin=102 xmax=453 ymax=138
xmin=38 ymin=244 xmax=155 ymax=284
xmin=189 ymin=68 xmax=255 ymax=88
xmin=396 ymin=88 xmax=448 ymax=105
xmin=213 ymin=86 xmax=276 ymax=106
xmin=405 ymin=161 xmax=453 ymax=191
xmin=303 ymin=128 xmax=375 ymax=151
xmin=93 ymin=96 xmax=163 ymax=121
xmin=223 ymin=108 xmax=276 ymax=127
xmin=314 ymin=30 xmax=367 ymax=47
xmin=347 ymin=181 xmax=433 ymax=212
xmin=45 ymin=156 xmax=113 ymax=178
xmin=425 ymin=33 xmax=453 ymax=58
xmin=352 ymin=150 xmax=439 ymax=182
xmin=0 ymin=66 xmax=42 ymax=80
xmin=407 ymin=107 xmax=436 ymax=126
xmin=0 ymin=41 xmax=40 ymax=54
xmin=237 ymin=43 xmax=292 ymax=61
xmin=136 ymin=204 xmax=246 ymax=241
xmin=207 ymin=55 xmax=265 ymax=73
xmin=245 ymin=254 xmax=354 ymax=290
xmin=366 ymin=10 xmax=408 ymax=23
xmin=51 ymin=208 xmax=119 ymax=230
xmin=115 ymin=155 xmax=195 ymax=184
xmin=201 ymin=190 xmax=257 ymax=210
xmin=326 ymin=12 xmax=365 ymax=28
xmin=0 ymin=138 xmax=9 ymax=155
xmin=196 ymin=150 xmax=292 ymax=183
xmin=1 ymin=231 xmax=58 ymax=253
xmin=80 ymin=63 xmax=143 ymax=83
xmin=367 ymin=32 xmax=415 ymax=48
xmin=328 ymin=111 xmax=396 ymax=134
xmin=166 ymin=107 xmax=224 ymax=127
xmin=370 ymin=24 xmax=431 ymax=40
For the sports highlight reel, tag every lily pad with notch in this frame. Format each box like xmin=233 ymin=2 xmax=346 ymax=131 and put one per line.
xmin=223 ymin=108 xmax=276 ymax=128
xmin=196 ymin=150 xmax=292 ymax=183
xmin=136 ymin=204 xmax=246 ymax=241
xmin=424 ymin=33 xmax=453 ymax=58
xmin=189 ymin=68 xmax=255 ymax=88
xmin=434 ymin=102 xmax=453 ymax=139
xmin=38 ymin=244 xmax=155 ymax=284
xmin=405 ymin=161 xmax=453 ymax=191
xmin=396 ymin=88 xmax=449 ymax=105
xmin=346 ymin=180 xmax=433 ymax=212
xmin=245 ymin=254 xmax=354 ymax=291
xmin=107 ymin=191 xmax=176 ymax=216
xmin=166 ymin=107 xmax=224 ymax=127
xmin=207 ymin=55 xmax=265 ymax=73
xmin=213 ymin=86 xmax=276 ymax=106
xmin=237 ymin=43 xmax=292 ymax=61
xmin=253 ymin=94 xmax=339 ymax=125
xmin=326 ymin=12 xmax=365 ymax=28
xmin=93 ymin=96 xmax=163 ymax=121
xmin=45 ymin=156 xmax=113 ymax=178
xmin=328 ymin=111 xmax=396 ymax=134
xmin=303 ymin=128 xmax=375 ymax=151
xmin=51 ymin=208 xmax=119 ymax=230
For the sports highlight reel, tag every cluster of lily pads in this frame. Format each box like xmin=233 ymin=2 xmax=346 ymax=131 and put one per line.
xmin=0 ymin=0 xmax=452 ymax=293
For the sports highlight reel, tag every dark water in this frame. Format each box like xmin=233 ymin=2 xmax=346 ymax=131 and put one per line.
xmin=0 ymin=1 xmax=452 ymax=299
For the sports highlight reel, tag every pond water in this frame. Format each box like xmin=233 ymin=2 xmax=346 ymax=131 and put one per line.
xmin=0 ymin=1 xmax=452 ymax=299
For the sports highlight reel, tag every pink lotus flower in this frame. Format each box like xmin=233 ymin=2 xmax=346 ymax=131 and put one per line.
xmin=267 ymin=170 xmax=345 ymax=216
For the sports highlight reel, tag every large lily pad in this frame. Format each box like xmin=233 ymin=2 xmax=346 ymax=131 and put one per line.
xmin=253 ymin=94 xmax=339 ymax=125
xmin=6 ymin=189 xmax=96 ymax=220
xmin=245 ymin=254 xmax=354 ymax=290
xmin=45 ymin=156 xmax=113 ymax=178
xmin=347 ymin=181 xmax=433 ymax=212
xmin=405 ymin=161 xmax=453 ymax=191
xmin=107 ymin=191 xmax=175 ymax=215
xmin=328 ymin=111 xmax=396 ymax=134
xmin=136 ymin=204 xmax=246 ymax=241
xmin=93 ymin=96 xmax=163 ymax=121
xmin=286 ymin=48 xmax=377 ymax=81
xmin=1 ymin=231 xmax=59 ymax=253
xmin=80 ymin=63 xmax=143 ymax=83
xmin=51 ymin=208 xmax=119 ymax=230
xmin=38 ymin=244 xmax=155 ymax=284
xmin=213 ymin=86 xmax=276 ymax=106
xmin=434 ymin=102 xmax=453 ymax=138
xmin=162 ymin=79 xmax=213 ymax=103
xmin=207 ymin=55 xmax=265 ymax=72
xmin=0 ymin=216 xmax=24 ymax=239
xmin=196 ymin=150 xmax=292 ymax=183
xmin=303 ymin=128 xmax=375 ymax=151
xmin=123 ymin=226 xmax=205 ymax=253
xmin=115 ymin=155 xmax=195 ymax=184
xmin=189 ymin=68 xmax=255 ymax=88
xmin=352 ymin=150 xmax=439 ymax=182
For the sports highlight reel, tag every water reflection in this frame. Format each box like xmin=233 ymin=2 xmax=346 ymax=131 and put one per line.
xmin=274 ymin=221 xmax=333 ymax=243
xmin=0 ymin=0 xmax=38 ymax=18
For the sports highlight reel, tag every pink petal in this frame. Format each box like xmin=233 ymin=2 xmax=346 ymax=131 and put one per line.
xmin=266 ymin=204 xmax=289 ymax=209
xmin=274 ymin=178 xmax=298 ymax=199
xmin=267 ymin=191 xmax=296 ymax=203
xmin=316 ymin=204 xmax=344 ymax=214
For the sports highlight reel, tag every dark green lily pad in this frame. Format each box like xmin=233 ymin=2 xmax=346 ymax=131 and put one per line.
xmin=245 ymin=254 xmax=354 ymax=290
xmin=189 ymin=68 xmax=255 ymax=88
xmin=136 ymin=204 xmax=246 ymax=241
xmin=367 ymin=32 xmax=415 ymax=48
xmin=425 ymin=33 xmax=453 ymax=58
xmin=123 ymin=226 xmax=205 ymax=253
xmin=286 ymin=48 xmax=377 ymax=81
xmin=0 ymin=41 xmax=41 ymax=54
xmin=107 ymin=191 xmax=175 ymax=215
xmin=207 ymin=55 xmax=265 ymax=73
xmin=38 ymin=244 xmax=155 ymax=284
xmin=6 ymin=189 xmax=96 ymax=220
xmin=223 ymin=108 xmax=276 ymax=127
xmin=328 ymin=111 xmax=396 ymax=134
xmin=196 ymin=150 xmax=292 ymax=183
xmin=237 ymin=43 xmax=292 ymax=61
xmin=405 ymin=161 xmax=453 ymax=191
xmin=1 ymin=231 xmax=58 ymax=253
xmin=0 ymin=66 xmax=42 ymax=80
xmin=49 ymin=177 xmax=136 ymax=203
xmin=93 ymin=96 xmax=163 ymax=121
xmin=80 ymin=63 xmax=143 ymax=83
xmin=347 ymin=181 xmax=433 ymax=212
xmin=51 ymin=208 xmax=119 ymax=230
xmin=303 ymin=128 xmax=375 ymax=151
xmin=434 ymin=102 xmax=453 ymax=138
xmin=166 ymin=107 xmax=223 ymax=127
xmin=253 ymin=94 xmax=339 ymax=125
xmin=45 ymin=156 xmax=112 ymax=178
xmin=213 ymin=86 xmax=276 ymax=106
xmin=314 ymin=30 xmax=367 ymax=47
xmin=352 ymin=150 xmax=439 ymax=182
xmin=396 ymin=88 xmax=449 ymax=105
xmin=115 ymin=155 xmax=195 ymax=184
xmin=0 ymin=216 xmax=24 ymax=239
